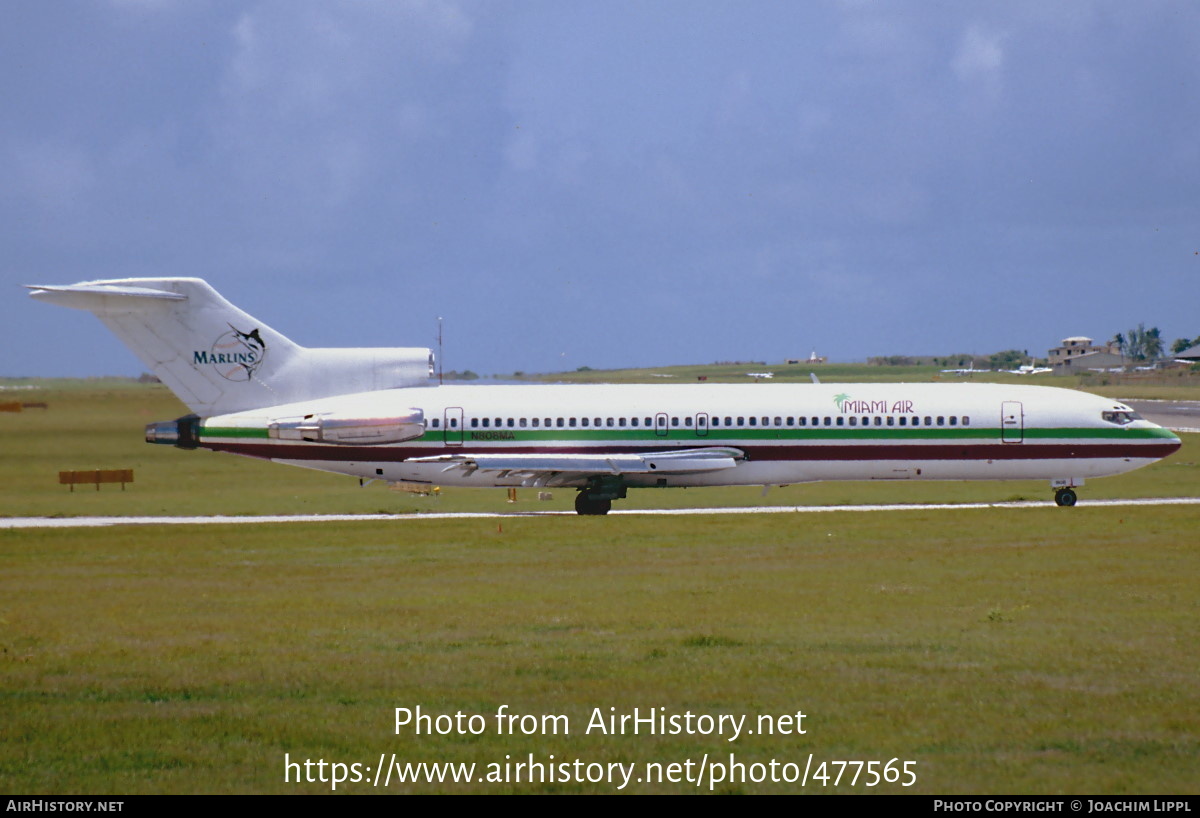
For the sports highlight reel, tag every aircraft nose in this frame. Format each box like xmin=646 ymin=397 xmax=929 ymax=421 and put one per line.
xmin=1135 ymin=415 xmax=1183 ymax=458
xmin=1150 ymin=422 xmax=1184 ymax=456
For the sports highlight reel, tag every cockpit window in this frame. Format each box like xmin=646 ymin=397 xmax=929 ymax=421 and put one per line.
xmin=1102 ymin=411 xmax=1141 ymax=425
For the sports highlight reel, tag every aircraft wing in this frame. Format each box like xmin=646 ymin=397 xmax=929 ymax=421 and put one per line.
xmin=408 ymin=446 xmax=744 ymax=483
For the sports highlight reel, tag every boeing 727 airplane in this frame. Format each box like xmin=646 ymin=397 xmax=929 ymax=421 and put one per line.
xmin=28 ymin=278 xmax=1182 ymax=514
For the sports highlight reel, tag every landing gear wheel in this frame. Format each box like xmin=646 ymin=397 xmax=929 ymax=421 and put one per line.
xmin=1054 ymin=488 xmax=1077 ymax=507
xmin=575 ymin=492 xmax=611 ymax=516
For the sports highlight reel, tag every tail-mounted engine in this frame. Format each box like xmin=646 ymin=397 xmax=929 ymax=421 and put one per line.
xmin=267 ymin=409 xmax=425 ymax=445
xmin=145 ymin=414 xmax=202 ymax=449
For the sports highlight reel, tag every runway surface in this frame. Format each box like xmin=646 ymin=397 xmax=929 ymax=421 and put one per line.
xmin=1124 ymin=400 xmax=1200 ymax=433
xmin=4 ymin=497 xmax=1199 ymax=528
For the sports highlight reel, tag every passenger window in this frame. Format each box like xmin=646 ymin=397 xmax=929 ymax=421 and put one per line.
xmin=519 ymin=418 xmax=527 ymax=428
xmin=644 ymin=417 xmax=652 ymax=426
xmin=471 ymin=418 xmax=479 ymax=428
xmin=823 ymin=417 xmax=831 ymax=426
xmin=618 ymin=418 xmax=625 ymax=427
xmin=899 ymin=417 xmax=906 ymax=426
xmin=432 ymin=418 xmax=440 ymax=428
xmin=671 ymin=417 xmax=679 ymax=427
xmin=569 ymin=418 xmax=577 ymax=427
xmin=798 ymin=417 xmax=807 ymax=426
xmin=774 ymin=417 xmax=782 ymax=426
xmin=924 ymin=417 xmax=932 ymax=425
xmin=886 ymin=416 xmax=894 ymax=426
xmin=557 ymin=418 xmax=565 ymax=428
xmin=532 ymin=418 xmax=539 ymax=428
xmin=507 ymin=418 xmax=514 ymax=428
xmin=949 ymin=416 xmax=957 ymax=426
xmin=911 ymin=416 xmax=919 ymax=426
xmin=963 ymin=417 xmax=970 ymax=426
xmin=749 ymin=417 xmax=757 ymax=426
xmin=836 ymin=417 xmax=844 ymax=426
xmin=937 ymin=416 xmax=945 ymax=426
xmin=684 ymin=417 xmax=692 ymax=426
xmin=849 ymin=416 xmax=857 ymax=426
xmin=631 ymin=418 xmax=638 ymax=427
xmin=874 ymin=417 xmax=882 ymax=426
xmin=450 ymin=418 xmax=457 ymax=428
xmin=737 ymin=417 xmax=744 ymax=426
xmin=495 ymin=418 xmax=501 ymax=427
xmin=786 ymin=417 xmax=794 ymax=426
xmin=482 ymin=418 xmax=490 ymax=428
xmin=581 ymin=418 xmax=589 ymax=427
xmin=594 ymin=418 xmax=601 ymax=427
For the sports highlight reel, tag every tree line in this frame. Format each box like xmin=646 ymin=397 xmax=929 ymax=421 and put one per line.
xmin=1110 ymin=324 xmax=1198 ymax=361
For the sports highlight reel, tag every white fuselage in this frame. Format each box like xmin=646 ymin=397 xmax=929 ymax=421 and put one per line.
xmin=196 ymin=382 xmax=1181 ymax=490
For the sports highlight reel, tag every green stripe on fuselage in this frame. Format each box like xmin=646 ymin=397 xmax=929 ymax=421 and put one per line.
xmin=197 ymin=424 xmax=1175 ymax=443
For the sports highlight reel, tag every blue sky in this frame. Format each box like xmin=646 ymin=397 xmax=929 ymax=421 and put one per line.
xmin=4 ymin=1 xmax=1199 ymax=377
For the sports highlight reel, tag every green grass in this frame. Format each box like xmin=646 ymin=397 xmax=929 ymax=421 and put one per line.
xmin=1 ymin=510 xmax=1198 ymax=793
xmin=1 ymin=381 xmax=1198 ymax=794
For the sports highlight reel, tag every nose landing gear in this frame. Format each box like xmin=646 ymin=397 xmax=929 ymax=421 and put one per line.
xmin=1054 ymin=487 xmax=1077 ymax=507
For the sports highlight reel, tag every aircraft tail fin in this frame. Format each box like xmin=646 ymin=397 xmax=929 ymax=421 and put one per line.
xmin=28 ymin=278 xmax=433 ymax=415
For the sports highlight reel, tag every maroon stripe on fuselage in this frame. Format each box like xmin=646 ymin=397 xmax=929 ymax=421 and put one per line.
xmin=202 ymin=440 xmax=1181 ymax=463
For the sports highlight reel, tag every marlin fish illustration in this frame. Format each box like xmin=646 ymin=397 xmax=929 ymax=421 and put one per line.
xmin=231 ymin=325 xmax=266 ymax=357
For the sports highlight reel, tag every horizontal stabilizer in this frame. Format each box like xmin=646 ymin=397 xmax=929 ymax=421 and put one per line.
xmin=26 ymin=282 xmax=187 ymax=311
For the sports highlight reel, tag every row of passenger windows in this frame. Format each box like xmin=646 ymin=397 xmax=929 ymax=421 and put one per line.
xmin=428 ymin=415 xmax=971 ymax=429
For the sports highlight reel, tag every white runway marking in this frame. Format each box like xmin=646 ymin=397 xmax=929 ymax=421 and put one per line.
xmin=3 ymin=497 xmax=1198 ymax=528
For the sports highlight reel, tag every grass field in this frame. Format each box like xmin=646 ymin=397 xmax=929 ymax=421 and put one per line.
xmin=1 ymin=381 xmax=1198 ymax=794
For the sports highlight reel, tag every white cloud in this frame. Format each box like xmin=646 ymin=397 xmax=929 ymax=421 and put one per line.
xmin=952 ymin=25 xmax=1005 ymax=84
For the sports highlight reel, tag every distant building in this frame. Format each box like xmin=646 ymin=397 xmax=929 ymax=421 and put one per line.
xmin=1049 ymin=336 xmax=1124 ymax=372
xmin=1175 ymin=344 xmax=1200 ymax=362
xmin=1049 ymin=337 xmax=1118 ymax=366
xmin=1053 ymin=351 xmax=1128 ymax=372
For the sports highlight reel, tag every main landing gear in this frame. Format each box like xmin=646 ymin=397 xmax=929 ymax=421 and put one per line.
xmin=1054 ymin=488 xmax=1078 ymax=507
xmin=574 ymin=475 xmax=627 ymax=516
xmin=574 ymin=491 xmax=612 ymax=516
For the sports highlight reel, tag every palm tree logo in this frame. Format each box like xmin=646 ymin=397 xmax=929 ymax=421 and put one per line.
xmin=834 ymin=393 xmax=850 ymax=411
